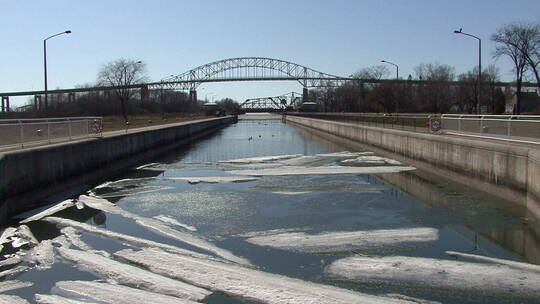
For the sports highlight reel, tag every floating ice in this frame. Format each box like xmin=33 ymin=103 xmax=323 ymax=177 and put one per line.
xmin=227 ymin=165 xmax=416 ymax=177
xmin=115 ymin=248 xmax=418 ymax=304
xmin=168 ymin=176 xmax=259 ymax=184
xmin=44 ymin=217 xmax=213 ymax=260
xmin=56 ymin=247 xmax=211 ymax=301
xmin=446 ymin=251 xmax=540 ymax=274
xmin=0 ymin=227 xmax=17 ymax=245
xmin=0 ymin=266 xmax=28 ymax=278
xmin=219 ymin=154 xmax=303 ymax=164
xmin=153 ymin=215 xmax=197 ymax=232
xmin=136 ymin=162 xmax=161 ymax=170
xmin=325 ymin=255 xmax=540 ymax=298
xmin=316 ymin=151 xmax=374 ymax=158
xmin=341 ymin=156 xmax=402 ymax=165
xmin=54 ymin=280 xmax=199 ymax=304
xmin=0 ymin=255 xmax=22 ymax=267
xmin=60 ymin=227 xmax=94 ymax=252
xmin=34 ymin=294 xmax=93 ymax=304
xmin=0 ymin=295 xmax=29 ymax=304
xmin=244 ymin=228 xmax=438 ymax=253
xmin=16 ymin=225 xmax=39 ymax=246
xmin=0 ymin=280 xmax=33 ymax=293
xmin=78 ymin=195 xmax=251 ymax=265
xmin=20 ymin=200 xmax=75 ymax=223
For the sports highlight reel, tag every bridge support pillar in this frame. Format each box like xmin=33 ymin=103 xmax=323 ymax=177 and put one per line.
xmin=34 ymin=95 xmax=42 ymax=111
xmin=189 ymin=89 xmax=197 ymax=103
xmin=140 ymin=85 xmax=149 ymax=102
xmin=1 ymin=96 xmax=7 ymax=113
xmin=302 ymin=87 xmax=309 ymax=103
xmin=68 ymin=93 xmax=75 ymax=103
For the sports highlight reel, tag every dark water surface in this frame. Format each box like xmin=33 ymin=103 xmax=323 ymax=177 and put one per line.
xmin=2 ymin=114 xmax=540 ymax=304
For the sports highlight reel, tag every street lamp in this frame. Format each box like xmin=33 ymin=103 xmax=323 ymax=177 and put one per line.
xmin=381 ymin=60 xmax=399 ymax=80
xmin=454 ymin=28 xmax=481 ymax=114
xmin=44 ymin=30 xmax=71 ymax=111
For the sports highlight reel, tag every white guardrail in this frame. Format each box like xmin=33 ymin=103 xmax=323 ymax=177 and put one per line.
xmin=0 ymin=117 xmax=103 ymax=150
xmin=439 ymin=114 xmax=540 ymax=144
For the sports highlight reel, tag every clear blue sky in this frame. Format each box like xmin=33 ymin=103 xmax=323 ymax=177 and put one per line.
xmin=1 ymin=0 xmax=538 ymax=107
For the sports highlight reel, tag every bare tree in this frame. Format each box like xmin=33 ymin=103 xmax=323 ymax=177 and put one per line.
xmin=352 ymin=65 xmax=390 ymax=80
xmin=414 ymin=63 xmax=455 ymax=113
xmin=492 ymin=24 xmax=530 ymax=114
xmin=97 ymin=58 xmax=148 ymax=121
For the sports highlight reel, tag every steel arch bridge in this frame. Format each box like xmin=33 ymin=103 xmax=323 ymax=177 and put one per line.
xmin=149 ymin=57 xmax=348 ymax=101
xmin=239 ymin=92 xmax=301 ymax=113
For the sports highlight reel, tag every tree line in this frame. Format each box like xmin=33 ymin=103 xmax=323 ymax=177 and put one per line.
xmin=309 ymin=22 xmax=540 ymax=114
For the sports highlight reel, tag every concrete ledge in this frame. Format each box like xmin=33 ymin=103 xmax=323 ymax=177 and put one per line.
xmin=0 ymin=116 xmax=235 ymax=223
xmin=285 ymin=115 xmax=537 ymax=198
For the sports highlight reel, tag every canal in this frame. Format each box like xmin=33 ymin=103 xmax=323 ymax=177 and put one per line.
xmin=1 ymin=113 xmax=539 ymax=304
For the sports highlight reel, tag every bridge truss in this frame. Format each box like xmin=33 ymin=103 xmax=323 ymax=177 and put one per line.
xmin=240 ymin=92 xmax=302 ymax=112
xmin=152 ymin=57 xmax=347 ymax=91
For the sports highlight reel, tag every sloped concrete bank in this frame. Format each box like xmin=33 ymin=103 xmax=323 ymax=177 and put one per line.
xmin=0 ymin=116 xmax=236 ymax=224
xmin=285 ymin=115 xmax=540 ymax=217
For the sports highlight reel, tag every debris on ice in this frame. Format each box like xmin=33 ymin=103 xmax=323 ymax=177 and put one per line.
xmin=446 ymin=251 xmax=540 ymax=274
xmin=56 ymin=247 xmax=211 ymax=301
xmin=227 ymin=165 xmax=416 ymax=177
xmin=24 ymin=239 xmax=56 ymax=268
xmin=115 ymin=247 xmax=418 ymax=304
xmin=243 ymin=228 xmax=438 ymax=253
xmin=54 ymin=280 xmax=199 ymax=304
xmin=325 ymin=255 xmax=540 ymax=298
xmin=219 ymin=154 xmax=303 ymax=164
xmin=20 ymin=199 xmax=75 ymax=223
xmin=44 ymin=217 xmax=213 ymax=260
xmin=0 ymin=280 xmax=33 ymax=293
xmin=153 ymin=215 xmax=197 ymax=231
xmin=167 ymin=176 xmax=259 ymax=184
xmin=78 ymin=195 xmax=251 ymax=265
xmin=0 ymin=294 xmax=29 ymax=304
xmin=34 ymin=294 xmax=93 ymax=304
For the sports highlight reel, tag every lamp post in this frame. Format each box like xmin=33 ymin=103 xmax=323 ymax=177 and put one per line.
xmin=44 ymin=30 xmax=71 ymax=111
xmin=454 ymin=28 xmax=481 ymax=114
xmin=381 ymin=60 xmax=399 ymax=80
xmin=382 ymin=60 xmax=399 ymax=113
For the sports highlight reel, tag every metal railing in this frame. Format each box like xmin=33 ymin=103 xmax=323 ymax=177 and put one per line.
xmin=286 ymin=112 xmax=433 ymax=132
xmin=0 ymin=117 xmax=102 ymax=150
xmin=441 ymin=114 xmax=540 ymax=144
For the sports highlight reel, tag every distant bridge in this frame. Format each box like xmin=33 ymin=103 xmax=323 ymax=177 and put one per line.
xmin=239 ymin=92 xmax=301 ymax=113
xmin=0 ymin=56 xmax=537 ymax=113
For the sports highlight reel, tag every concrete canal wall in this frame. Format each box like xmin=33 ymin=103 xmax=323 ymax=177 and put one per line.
xmin=285 ymin=115 xmax=539 ymax=205
xmin=0 ymin=116 xmax=236 ymax=223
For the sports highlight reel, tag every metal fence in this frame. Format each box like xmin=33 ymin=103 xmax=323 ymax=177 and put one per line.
xmin=286 ymin=112 xmax=433 ymax=132
xmin=441 ymin=114 xmax=540 ymax=143
xmin=0 ymin=117 xmax=103 ymax=150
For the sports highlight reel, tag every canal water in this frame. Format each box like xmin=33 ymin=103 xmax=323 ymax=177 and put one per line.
xmin=2 ymin=113 xmax=540 ymax=303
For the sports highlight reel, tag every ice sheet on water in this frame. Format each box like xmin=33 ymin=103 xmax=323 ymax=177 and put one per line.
xmin=446 ymin=250 xmax=540 ymax=274
xmin=219 ymin=154 xmax=303 ymax=164
xmin=19 ymin=199 xmax=75 ymax=223
xmin=53 ymin=280 xmax=199 ymax=304
xmin=153 ymin=215 xmax=197 ymax=231
xmin=0 ymin=280 xmax=33 ymax=293
xmin=167 ymin=176 xmax=259 ymax=184
xmin=243 ymin=228 xmax=439 ymax=253
xmin=55 ymin=247 xmax=211 ymax=301
xmin=0 ymin=294 xmax=29 ymax=304
xmin=325 ymin=255 xmax=540 ymax=298
xmin=227 ymin=165 xmax=416 ymax=177
xmin=44 ymin=217 xmax=214 ymax=261
xmin=35 ymin=294 xmax=95 ymax=304
xmin=78 ymin=195 xmax=251 ymax=266
xmin=341 ymin=155 xmax=402 ymax=165
xmin=115 ymin=247 xmax=418 ymax=304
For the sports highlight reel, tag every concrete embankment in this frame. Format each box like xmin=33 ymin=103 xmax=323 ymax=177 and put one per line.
xmin=0 ymin=116 xmax=236 ymax=224
xmin=285 ymin=115 xmax=540 ymax=217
